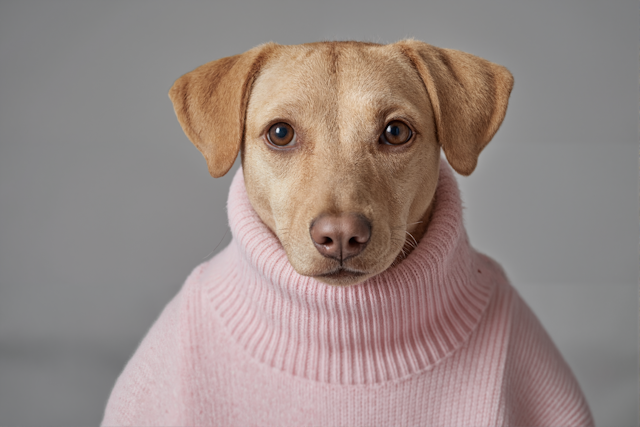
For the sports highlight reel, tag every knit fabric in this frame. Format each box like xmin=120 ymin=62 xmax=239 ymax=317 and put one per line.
xmin=102 ymin=159 xmax=593 ymax=427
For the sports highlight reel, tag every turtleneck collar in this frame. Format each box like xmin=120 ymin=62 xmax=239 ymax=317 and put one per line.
xmin=201 ymin=158 xmax=495 ymax=385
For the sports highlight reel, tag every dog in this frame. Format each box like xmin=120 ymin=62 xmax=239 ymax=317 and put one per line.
xmin=102 ymin=40 xmax=593 ymax=426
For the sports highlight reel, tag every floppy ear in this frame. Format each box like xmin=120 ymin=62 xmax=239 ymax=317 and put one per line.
xmin=169 ymin=43 xmax=277 ymax=178
xmin=397 ymin=40 xmax=514 ymax=175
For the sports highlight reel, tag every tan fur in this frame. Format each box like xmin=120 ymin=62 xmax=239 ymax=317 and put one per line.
xmin=169 ymin=40 xmax=513 ymax=285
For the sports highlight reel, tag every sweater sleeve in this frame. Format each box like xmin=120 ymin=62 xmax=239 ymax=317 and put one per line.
xmin=101 ymin=288 xmax=187 ymax=426
xmin=500 ymin=291 xmax=594 ymax=427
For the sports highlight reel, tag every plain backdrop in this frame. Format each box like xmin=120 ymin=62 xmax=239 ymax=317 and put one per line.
xmin=0 ymin=1 xmax=637 ymax=425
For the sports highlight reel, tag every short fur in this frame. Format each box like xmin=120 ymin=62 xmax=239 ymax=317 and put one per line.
xmin=169 ymin=40 xmax=513 ymax=285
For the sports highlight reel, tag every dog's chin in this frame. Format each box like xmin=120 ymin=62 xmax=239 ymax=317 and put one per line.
xmin=313 ymin=267 xmax=375 ymax=287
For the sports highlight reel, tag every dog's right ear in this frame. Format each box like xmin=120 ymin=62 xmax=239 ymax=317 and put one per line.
xmin=169 ymin=43 xmax=277 ymax=178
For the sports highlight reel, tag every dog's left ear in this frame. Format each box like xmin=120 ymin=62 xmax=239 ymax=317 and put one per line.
xmin=397 ymin=40 xmax=514 ymax=176
xmin=169 ymin=43 xmax=277 ymax=178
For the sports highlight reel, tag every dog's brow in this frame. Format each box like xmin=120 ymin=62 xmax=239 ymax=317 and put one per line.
xmin=254 ymin=103 xmax=305 ymax=130
xmin=375 ymin=104 xmax=420 ymax=124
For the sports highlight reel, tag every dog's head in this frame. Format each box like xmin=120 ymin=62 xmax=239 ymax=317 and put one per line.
xmin=169 ymin=40 xmax=513 ymax=286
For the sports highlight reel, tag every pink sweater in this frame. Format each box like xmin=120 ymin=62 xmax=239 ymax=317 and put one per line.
xmin=103 ymin=160 xmax=593 ymax=426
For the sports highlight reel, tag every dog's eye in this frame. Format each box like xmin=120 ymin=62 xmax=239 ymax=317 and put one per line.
xmin=380 ymin=121 xmax=412 ymax=145
xmin=267 ymin=122 xmax=296 ymax=147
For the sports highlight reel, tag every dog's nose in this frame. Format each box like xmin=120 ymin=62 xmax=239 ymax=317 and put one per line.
xmin=310 ymin=214 xmax=371 ymax=261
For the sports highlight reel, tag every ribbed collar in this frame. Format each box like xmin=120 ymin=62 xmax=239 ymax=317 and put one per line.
xmin=203 ymin=158 xmax=495 ymax=384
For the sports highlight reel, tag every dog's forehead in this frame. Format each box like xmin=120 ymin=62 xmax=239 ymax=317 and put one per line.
xmin=247 ymin=43 xmax=428 ymax=126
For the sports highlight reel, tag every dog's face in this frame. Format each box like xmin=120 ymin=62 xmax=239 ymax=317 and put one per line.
xmin=242 ymin=43 xmax=440 ymax=285
xmin=169 ymin=41 xmax=513 ymax=286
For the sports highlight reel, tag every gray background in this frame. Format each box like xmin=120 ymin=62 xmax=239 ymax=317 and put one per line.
xmin=0 ymin=1 xmax=637 ymax=425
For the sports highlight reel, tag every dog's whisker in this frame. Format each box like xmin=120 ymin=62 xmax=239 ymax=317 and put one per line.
xmin=403 ymin=242 xmax=416 ymax=251
xmin=405 ymin=230 xmax=419 ymax=248
xmin=405 ymin=231 xmax=418 ymax=245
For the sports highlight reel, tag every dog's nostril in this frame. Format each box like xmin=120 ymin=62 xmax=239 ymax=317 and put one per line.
xmin=348 ymin=237 xmax=363 ymax=247
xmin=310 ymin=214 xmax=371 ymax=261
xmin=349 ymin=234 xmax=369 ymax=245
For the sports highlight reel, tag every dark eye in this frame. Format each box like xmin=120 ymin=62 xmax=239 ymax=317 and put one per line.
xmin=380 ymin=121 xmax=412 ymax=145
xmin=267 ymin=122 xmax=296 ymax=147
